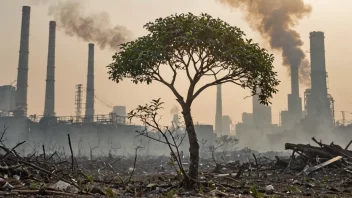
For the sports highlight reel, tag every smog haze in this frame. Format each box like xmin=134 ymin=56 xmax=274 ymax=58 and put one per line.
xmin=0 ymin=0 xmax=351 ymax=128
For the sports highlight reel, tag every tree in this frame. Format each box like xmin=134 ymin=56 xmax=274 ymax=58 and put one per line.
xmin=107 ymin=13 xmax=279 ymax=188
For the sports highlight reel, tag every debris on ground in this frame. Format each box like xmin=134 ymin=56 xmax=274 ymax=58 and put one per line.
xmin=0 ymin=137 xmax=351 ymax=197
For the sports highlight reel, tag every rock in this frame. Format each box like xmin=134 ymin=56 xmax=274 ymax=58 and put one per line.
xmin=50 ymin=180 xmax=71 ymax=191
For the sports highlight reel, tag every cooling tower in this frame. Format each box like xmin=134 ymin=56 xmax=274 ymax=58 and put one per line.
xmin=43 ymin=21 xmax=56 ymax=117
xmin=215 ymin=84 xmax=222 ymax=134
xmin=84 ymin=43 xmax=95 ymax=122
xmin=15 ymin=6 xmax=30 ymax=116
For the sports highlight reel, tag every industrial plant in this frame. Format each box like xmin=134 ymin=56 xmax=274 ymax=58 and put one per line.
xmin=234 ymin=30 xmax=352 ymax=150
xmin=0 ymin=6 xmax=218 ymax=154
xmin=1 ymin=5 xmax=351 ymax=154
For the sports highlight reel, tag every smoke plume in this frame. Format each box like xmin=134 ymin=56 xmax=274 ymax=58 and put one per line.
xmin=170 ymin=106 xmax=179 ymax=115
xmin=47 ymin=0 xmax=131 ymax=50
xmin=218 ymin=0 xmax=312 ymax=86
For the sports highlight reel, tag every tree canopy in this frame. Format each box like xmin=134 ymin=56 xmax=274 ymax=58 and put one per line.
xmin=108 ymin=13 xmax=279 ymax=106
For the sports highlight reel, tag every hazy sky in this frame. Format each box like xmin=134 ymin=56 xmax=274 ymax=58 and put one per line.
xmin=0 ymin=0 xmax=351 ymax=127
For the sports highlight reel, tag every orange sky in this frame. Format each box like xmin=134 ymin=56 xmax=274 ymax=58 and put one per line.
xmin=0 ymin=0 xmax=351 ymax=126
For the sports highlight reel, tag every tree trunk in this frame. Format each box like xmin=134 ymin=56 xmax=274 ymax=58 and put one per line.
xmin=182 ymin=106 xmax=199 ymax=189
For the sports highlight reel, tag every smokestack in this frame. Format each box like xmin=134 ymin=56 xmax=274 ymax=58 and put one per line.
xmin=291 ymin=64 xmax=299 ymax=96
xmin=43 ymin=21 xmax=56 ymax=117
xmin=84 ymin=43 xmax=94 ymax=122
xmin=310 ymin=31 xmax=328 ymax=97
xmin=215 ymin=84 xmax=222 ymax=134
xmin=287 ymin=63 xmax=302 ymax=124
xmin=305 ymin=31 xmax=333 ymax=133
xmin=15 ymin=6 xmax=31 ymax=116
xmin=307 ymin=32 xmax=331 ymax=118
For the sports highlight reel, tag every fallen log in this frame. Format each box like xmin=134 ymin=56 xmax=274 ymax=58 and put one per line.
xmin=285 ymin=143 xmax=335 ymax=158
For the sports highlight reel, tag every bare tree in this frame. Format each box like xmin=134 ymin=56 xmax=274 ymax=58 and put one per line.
xmin=128 ymin=99 xmax=189 ymax=182
xmin=89 ymin=143 xmax=99 ymax=160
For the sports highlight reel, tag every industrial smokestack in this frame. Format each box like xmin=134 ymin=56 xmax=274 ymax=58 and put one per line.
xmin=310 ymin=32 xmax=328 ymax=97
xmin=291 ymin=64 xmax=299 ymax=96
xmin=43 ymin=21 xmax=56 ymax=117
xmin=15 ymin=6 xmax=31 ymax=116
xmin=84 ymin=43 xmax=94 ymax=122
xmin=215 ymin=84 xmax=222 ymax=134
xmin=305 ymin=31 xmax=333 ymax=132
xmin=287 ymin=62 xmax=302 ymax=122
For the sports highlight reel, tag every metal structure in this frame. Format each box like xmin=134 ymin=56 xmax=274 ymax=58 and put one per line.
xmin=75 ymin=84 xmax=83 ymax=122
xmin=15 ymin=6 xmax=31 ymax=116
xmin=215 ymin=84 xmax=222 ymax=134
xmin=304 ymin=88 xmax=311 ymax=116
xmin=43 ymin=21 xmax=56 ymax=117
xmin=84 ymin=44 xmax=95 ymax=122
xmin=28 ymin=113 xmax=126 ymax=125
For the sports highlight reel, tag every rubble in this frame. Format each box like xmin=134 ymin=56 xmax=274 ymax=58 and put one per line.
xmin=0 ymin=137 xmax=351 ymax=197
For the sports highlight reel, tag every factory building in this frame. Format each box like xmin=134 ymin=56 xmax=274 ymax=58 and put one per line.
xmin=222 ymin=115 xmax=232 ymax=136
xmin=235 ymin=92 xmax=281 ymax=149
xmin=252 ymin=93 xmax=272 ymax=128
xmin=0 ymin=85 xmax=16 ymax=114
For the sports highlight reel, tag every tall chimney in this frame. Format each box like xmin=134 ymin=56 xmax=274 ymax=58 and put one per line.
xmin=43 ymin=21 xmax=56 ymax=117
xmin=291 ymin=64 xmax=299 ymax=96
xmin=84 ymin=43 xmax=94 ymax=122
xmin=307 ymin=31 xmax=332 ymax=127
xmin=310 ymin=31 xmax=328 ymax=98
xmin=286 ymin=68 xmax=302 ymax=126
xmin=15 ymin=6 xmax=30 ymax=116
xmin=215 ymin=84 xmax=222 ymax=135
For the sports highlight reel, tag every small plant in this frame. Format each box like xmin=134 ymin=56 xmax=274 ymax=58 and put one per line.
xmin=87 ymin=175 xmax=94 ymax=183
xmin=106 ymin=188 xmax=114 ymax=197
xmin=250 ymin=185 xmax=263 ymax=198
xmin=199 ymin=185 xmax=204 ymax=195
xmin=166 ymin=189 xmax=175 ymax=198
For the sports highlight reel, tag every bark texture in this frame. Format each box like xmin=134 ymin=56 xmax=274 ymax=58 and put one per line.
xmin=182 ymin=106 xmax=199 ymax=188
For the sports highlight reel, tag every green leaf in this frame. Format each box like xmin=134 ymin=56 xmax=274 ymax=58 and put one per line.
xmin=107 ymin=13 xmax=279 ymax=106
